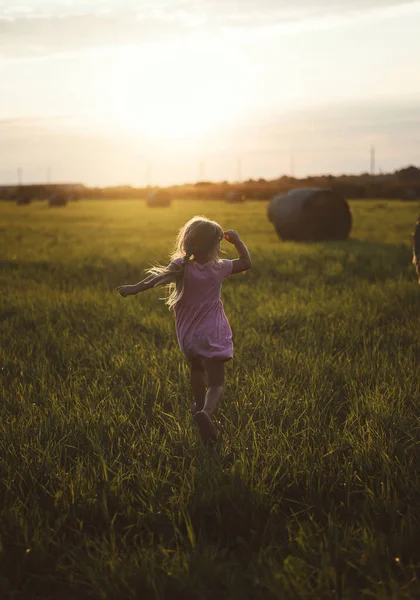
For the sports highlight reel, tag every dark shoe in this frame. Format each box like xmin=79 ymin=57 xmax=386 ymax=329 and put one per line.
xmin=194 ymin=411 xmax=216 ymax=442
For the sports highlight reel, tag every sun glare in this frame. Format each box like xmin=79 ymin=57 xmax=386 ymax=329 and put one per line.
xmin=110 ymin=42 xmax=247 ymax=141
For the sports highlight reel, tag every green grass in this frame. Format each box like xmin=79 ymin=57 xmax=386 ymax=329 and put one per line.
xmin=1 ymin=198 xmax=420 ymax=599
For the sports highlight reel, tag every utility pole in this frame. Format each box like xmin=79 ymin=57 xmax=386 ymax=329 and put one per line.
xmin=17 ymin=165 xmax=22 ymax=186
xmin=236 ymin=158 xmax=242 ymax=183
xmin=199 ymin=160 xmax=205 ymax=181
xmin=146 ymin=165 xmax=152 ymax=187
xmin=370 ymin=144 xmax=375 ymax=176
xmin=289 ymin=151 xmax=295 ymax=178
xmin=47 ymin=166 xmax=51 ymax=185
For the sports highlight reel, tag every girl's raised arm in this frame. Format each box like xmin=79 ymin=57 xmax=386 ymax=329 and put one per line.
xmin=224 ymin=230 xmax=251 ymax=274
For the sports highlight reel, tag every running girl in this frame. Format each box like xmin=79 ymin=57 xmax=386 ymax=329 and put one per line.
xmin=116 ymin=216 xmax=251 ymax=442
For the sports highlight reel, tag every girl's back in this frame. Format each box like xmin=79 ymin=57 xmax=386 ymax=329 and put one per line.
xmin=172 ymin=258 xmax=233 ymax=361
xmin=172 ymin=258 xmax=232 ymax=307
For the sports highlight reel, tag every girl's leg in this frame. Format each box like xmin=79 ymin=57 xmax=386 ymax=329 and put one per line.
xmin=189 ymin=357 xmax=206 ymax=414
xmin=202 ymin=359 xmax=225 ymax=418
xmin=194 ymin=359 xmax=225 ymax=442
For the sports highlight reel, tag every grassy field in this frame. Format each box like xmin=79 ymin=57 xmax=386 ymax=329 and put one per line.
xmin=1 ymin=198 xmax=420 ymax=599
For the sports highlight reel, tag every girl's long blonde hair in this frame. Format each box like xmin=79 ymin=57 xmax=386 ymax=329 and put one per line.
xmin=145 ymin=216 xmax=224 ymax=308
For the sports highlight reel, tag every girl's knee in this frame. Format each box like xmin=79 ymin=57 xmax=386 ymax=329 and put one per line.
xmin=208 ymin=384 xmax=224 ymax=394
xmin=190 ymin=357 xmax=204 ymax=372
xmin=204 ymin=359 xmax=225 ymax=387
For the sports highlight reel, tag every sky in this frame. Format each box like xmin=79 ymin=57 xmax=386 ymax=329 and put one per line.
xmin=1 ymin=0 xmax=420 ymax=186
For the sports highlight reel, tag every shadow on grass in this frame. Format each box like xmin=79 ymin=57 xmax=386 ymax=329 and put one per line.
xmin=1 ymin=433 xmax=420 ymax=599
xmin=0 ymin=308 xmax=18 ymax=323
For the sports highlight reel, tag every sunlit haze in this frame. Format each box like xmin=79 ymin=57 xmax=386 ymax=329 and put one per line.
xmin=1 ymin=0 xmax=420 ymax=186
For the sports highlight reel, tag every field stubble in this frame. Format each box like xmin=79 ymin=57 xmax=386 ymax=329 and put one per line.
xmin=1 ymin=199 xmax=420 ymax=599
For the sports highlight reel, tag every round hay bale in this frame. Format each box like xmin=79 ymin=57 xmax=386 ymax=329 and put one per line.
xmin=226 ymin=191 xmax=245 ymax=204
xmin=49 ymin=193 xmax=68 ymax=207
xmin=268 ymin=188 xmax=352 ymax=241
xmin=146 ymin=189 xmax=171 ymax=207
xmin=15 ymin=197 xmax=31 ymax=206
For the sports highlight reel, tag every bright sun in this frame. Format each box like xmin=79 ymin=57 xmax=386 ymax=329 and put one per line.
xmin=110 ymin=41 xmax=247 ymax=140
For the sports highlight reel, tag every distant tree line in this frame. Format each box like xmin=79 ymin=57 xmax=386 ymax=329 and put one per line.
xmin=1 ymin=166 xmax=420 ymax=202
xmin=0 ymin=184 xmax=83 ymax=203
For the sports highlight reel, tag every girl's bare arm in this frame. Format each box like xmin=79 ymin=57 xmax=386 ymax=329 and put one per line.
xmin=116 ymin=275 xmax=157 ymax=297
xmin=116 ymin=263 xmax=180 ymax=297
xmin=224 ymin=230 xmax=251 ymax=274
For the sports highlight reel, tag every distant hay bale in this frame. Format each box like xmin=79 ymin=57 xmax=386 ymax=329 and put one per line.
xmin=226 ymin=191 xmax=245 ymax=203
xmin=268 ymin=188 xmax=352 ymax=242
xmin=15 ymin=197 xmax=31 ymax=206
xmin=402 ymin=188 xmax=419 ymax=200
xmin=412 ymin=215 xmax=420 ymax=284
xmin=48 ymin=193 xmax=68 ymax=207
xmin=146 ymin=189 xmax=171 ymax=207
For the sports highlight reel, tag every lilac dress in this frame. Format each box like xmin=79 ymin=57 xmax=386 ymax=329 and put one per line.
xmin=172 ymin=258 xmax=233 ymax=361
